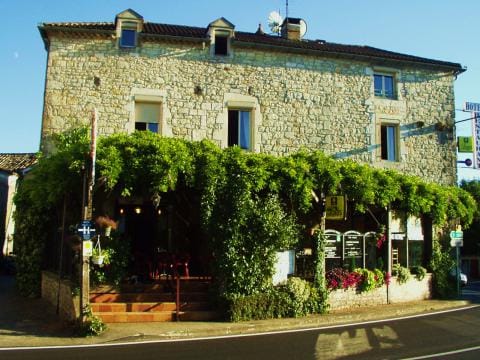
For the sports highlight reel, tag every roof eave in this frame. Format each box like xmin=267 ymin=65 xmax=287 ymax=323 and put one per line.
xmin=38 ymin=24 xmax=114 ymax=50
xmin=233 ymin=39 xmax=465 ymax=74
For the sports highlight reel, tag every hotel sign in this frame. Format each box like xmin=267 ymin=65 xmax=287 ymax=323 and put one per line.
xmin=465 ymin=102 xmax=480 ymax=113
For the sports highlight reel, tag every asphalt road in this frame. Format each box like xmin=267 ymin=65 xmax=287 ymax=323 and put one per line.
xmin=2 ymin=305 xmax=480 ymax=360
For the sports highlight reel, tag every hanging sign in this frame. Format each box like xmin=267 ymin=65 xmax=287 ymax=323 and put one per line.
xmin=77 ymin=220 xmax=96 ymax=240
xmin=82 ymin=240 xmax=93 ymax=256
xmin=325 ymin=195 xmax=347 ymax=220
xmin=464 ymin=102 xmax=480 ymax=113
xmin=471 ymin=112 xmax=480 ymax=168
xmin=458 ymin=136 xmax=473 ymax=153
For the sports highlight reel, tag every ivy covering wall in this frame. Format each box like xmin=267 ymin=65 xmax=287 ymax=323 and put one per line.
xmin=14 ymin=129 xmax=476 ymax=309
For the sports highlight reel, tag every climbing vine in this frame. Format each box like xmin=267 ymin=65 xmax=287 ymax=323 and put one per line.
xmin=13 ymin=129 xmax=476 ymax=308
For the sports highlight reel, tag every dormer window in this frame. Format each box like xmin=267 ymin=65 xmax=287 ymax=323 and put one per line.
xmin=120 ymin=26 xmax=137 ymax=48
xmin=207 ymin=18 xmax=235 ymax=57
xmin=115 ymin=9 xmax=144 ymax=49
xmin=214 ymin=33 xmax=229 ymax=56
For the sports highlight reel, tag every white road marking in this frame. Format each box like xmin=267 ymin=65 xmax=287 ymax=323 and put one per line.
xmin=0 ymin=304 xmax=478 ymax=351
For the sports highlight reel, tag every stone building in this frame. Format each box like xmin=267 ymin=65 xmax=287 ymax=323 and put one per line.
xmin=0 ymin=153 xmax=37 ymax=257
xmin=36 ymin=9 xmax=466 ymax=322
xmin=38 ymin=8 xmax=464 ymax=186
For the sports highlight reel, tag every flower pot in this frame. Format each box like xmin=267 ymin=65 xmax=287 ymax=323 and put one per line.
xmin=92 ymin=255 xmax=104 ymax=265
xmin=104 ymin=227 xmax=111 ymax=237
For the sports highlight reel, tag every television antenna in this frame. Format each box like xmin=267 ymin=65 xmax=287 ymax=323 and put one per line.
xmin=267 ymin=10 xmax=283 ymax=35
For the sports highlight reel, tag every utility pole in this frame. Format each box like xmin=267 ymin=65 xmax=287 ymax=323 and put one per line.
xmin=80 ymin=109 xmax=97 ymax=323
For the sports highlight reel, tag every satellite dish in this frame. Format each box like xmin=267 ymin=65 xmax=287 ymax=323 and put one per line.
xmin=299 ymin=19 xmax=307 ymax=38
xmin=268 ymin=11 xmax=283 ymax=35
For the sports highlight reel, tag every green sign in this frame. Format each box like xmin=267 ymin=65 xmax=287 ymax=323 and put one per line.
xmin=458 ymin=137 xmax=473 ymax=153
xmin=450 ymin=230 xmax=463 ymax=239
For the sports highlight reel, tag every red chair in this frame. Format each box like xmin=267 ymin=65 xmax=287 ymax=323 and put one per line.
xmin=173 ymin=253 xmax=190 ymax=278
xmin=157 ymin=251 xmax=173 ymax=278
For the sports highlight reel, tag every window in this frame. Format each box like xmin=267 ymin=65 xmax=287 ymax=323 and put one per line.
xmin=120 ymin=29 xmax=137 ymax=48
xmin=381 ymin=124 xmax=398 ymax=161
xmin=374 ymin=73 xmax=395 ymax=99
xmin=228 ymin=110 xmax=251 ymax=149
xmin=135 ymin=102 xmax=160 ymax=133
xmin=214 ymin=34 xmax=228 ymax=55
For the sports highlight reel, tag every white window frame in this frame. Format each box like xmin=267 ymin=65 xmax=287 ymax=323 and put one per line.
xmin=227 ymin=108 xmax=252 ymax=150
xmin=129 ymin=90 xmax=172 ymax=137
xmin=374 ymin=72 xmax=396 ymax=100
xmin=119 ymin=21 xmax=138 ymax=48
xmin=380 ymin=122 xmax=400 ymax=162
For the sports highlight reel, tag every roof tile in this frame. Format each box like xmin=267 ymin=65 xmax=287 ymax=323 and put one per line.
xmin=0 ymin=153 xmax=37 ymax=173
xmin=39 ymin=20 xmax=463 ymax=70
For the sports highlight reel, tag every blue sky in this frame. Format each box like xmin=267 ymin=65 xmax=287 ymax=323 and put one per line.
xmin=1 ymin=0 xmax=479 ymax=180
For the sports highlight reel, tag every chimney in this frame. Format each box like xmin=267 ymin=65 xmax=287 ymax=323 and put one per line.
xmin=281 ymin=18 xmax=302 ymax=41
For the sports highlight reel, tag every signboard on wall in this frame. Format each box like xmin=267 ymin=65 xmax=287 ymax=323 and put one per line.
xmin=272 ymin=250 xmax=295 ymax=285
xmin=324 ymin=230 xmax=342 ymax=259
xmin=458 ymin=136 xmax=473 ymax=153
xmin=325 ymin=195 xmax=347 ymax=220
xmin=343 ymin=231 xmax=363 ymax=258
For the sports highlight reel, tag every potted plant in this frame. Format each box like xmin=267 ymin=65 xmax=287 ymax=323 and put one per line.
xmin=95 ymin=215 xmax=117 ymax=237
xmin=91 ymin=238 xmax=113 ymax=267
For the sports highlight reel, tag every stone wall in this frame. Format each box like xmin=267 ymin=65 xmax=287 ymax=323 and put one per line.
xmin=41 ymin=271 xmax=79 ymax=322
xmin=328 ymin=274 xmax=432 ymax=310
xmin=41 ymin=34 xmax=457 ymax=185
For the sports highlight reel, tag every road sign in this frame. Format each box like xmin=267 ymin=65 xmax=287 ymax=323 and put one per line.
xmin=450 ymin=239 xmax=464 ymax=247
xmin=450 ymin=230 xmax=463 ymax=239
xmin=77 ymin=220 xmax=96 ymax=240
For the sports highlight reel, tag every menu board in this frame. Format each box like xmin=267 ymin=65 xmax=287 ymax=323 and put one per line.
xmin=344 ymin=233 xmax=362 ymax=258
xmin=325 ymin=232 xmax=342 ymax=259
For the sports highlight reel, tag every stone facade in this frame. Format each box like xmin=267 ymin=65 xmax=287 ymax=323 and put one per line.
xmin=39 ymin=12 xmax=461 ymax=185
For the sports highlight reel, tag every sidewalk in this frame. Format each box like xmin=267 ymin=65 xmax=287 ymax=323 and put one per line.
xmin=0 ymin=275 xmax=475 ymax=348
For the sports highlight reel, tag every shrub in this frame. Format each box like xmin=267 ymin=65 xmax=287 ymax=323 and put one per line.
xmin=429 ymin=243 xmax=456 ymax=298
xmin=225 ymin=277 xmax=327 ymax=321
xmin=410 ymin=265 xmax=427 ymax=281
xmin=355 ymin=268 xmax=384 ymax=292
xmin=326 ymin=268 xmax=362 ymax=290
xmin=392 ymin=264 xmax=411 ymax=284
xmin=76 ymin=306 xmax=107 ymax=336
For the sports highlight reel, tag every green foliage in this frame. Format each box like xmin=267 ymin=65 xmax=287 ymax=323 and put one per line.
xmin=90 ymin=235 xmax=130 ymax=286
xmin=226 ymin=277 xmax=327 ymax=321
xmin=314 ymin=230 xmax=326 ymax=290
xmin=392 ymin=264 xmax=411 ymax=284
xmin=429 ymin=241 xmax=456 ymax=298
xmin=14 ymin=128 xmax=89 ymax=296
xmin=13 ymin=128 xmax=476 ymax=311
xmin=410 ymin=265 xmax=427 ymax=281
xmin=76 ymin=306 xmax=107 ymax=337
xmin=355 ymin=268 xmax=385 ymax=292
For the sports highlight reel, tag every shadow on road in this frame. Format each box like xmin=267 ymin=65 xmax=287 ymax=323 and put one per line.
xmin=0 ymin=275 xmax=75 ymax=339
xmin=460 ymin=279 xmax=480 ymax=303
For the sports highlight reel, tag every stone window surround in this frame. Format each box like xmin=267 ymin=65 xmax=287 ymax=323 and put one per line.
xmin=115 ymin=10 xmax=144 ymax=49
xmin=207 ymin=18 xmax=235 ymax=58
xmin=119 ymin=23 xmax=138 ymax=48
xmin=214 ymin=93 xmax=261 ymax=152
xmin=367 ymin=66 xmax=403 ymax=101
xmin=375 ymin=117 xmax=404 ymax=164
xmin=128 ymin=89 xmax=172 ymax=136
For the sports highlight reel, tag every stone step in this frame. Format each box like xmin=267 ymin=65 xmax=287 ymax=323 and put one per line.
xmin=94 ymin=310 xmax=221 ymax=323
xmin=90 ymin=291 xmax=209 ymax=303
xmin=90 ymin=301 xmax=212 ymax=313
xmin=95 ymin=311 xmax=175 ymax=323
xmin=91 ymin=278 xmax=211 ymax=294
